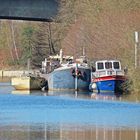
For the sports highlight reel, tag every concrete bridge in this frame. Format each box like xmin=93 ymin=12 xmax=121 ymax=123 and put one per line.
xmin=0 ymin=0 xmax=59 ymax=21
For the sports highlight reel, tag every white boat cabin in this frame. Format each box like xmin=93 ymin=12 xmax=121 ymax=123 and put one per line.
xmin=92 ymin=60 xmax=125 ymax=77
xmin=41 ymin=55 xmax=73 ymax=73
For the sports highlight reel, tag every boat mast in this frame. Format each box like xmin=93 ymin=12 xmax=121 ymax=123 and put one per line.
xmin=60 ymin=49 xmax=63 ymax=64
xmin=75 ymin=63 xmax=78 ymax=91
xmin=83 ymin=46 xmax=85 ymax=56
xmin=27 ymin=58 xmax=30 ymax=72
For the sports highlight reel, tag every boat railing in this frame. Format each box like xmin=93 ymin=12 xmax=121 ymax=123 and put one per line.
xmin=92 ymin=69 xmax=124 ymax=78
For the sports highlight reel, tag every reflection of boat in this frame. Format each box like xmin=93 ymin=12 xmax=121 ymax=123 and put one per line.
xmin=11 ymin=74 xmax=46 ymax=90
xmin=12 ymin=90 xmax=47 ymax=96
xmin=89 ymin=60 xmax=127 ymax=94
xmin=47 ymin=90 xmax=91 ymax=99
xmin=12 ymin=90 xmax=31 ymax=94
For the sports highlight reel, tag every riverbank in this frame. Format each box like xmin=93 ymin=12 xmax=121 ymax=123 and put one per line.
xmin=127 ymin=68 xmax=140 ymax=94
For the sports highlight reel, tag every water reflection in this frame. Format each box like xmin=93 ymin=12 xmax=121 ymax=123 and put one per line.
xmin=11 ymin=89 xmax=140 ymax=103
xmin=11 ymin=90 xmax=92 ymax=100
xmin=10 ymin=89 xmax=130 ymax=102
xmin=0 ymin=93 xmax=140 ymax=128
xmin=1 ymin=81 xmax=140 ymax=140
xmin=12 ymin=90 xmax=48 ymax=96
xmin=0 ymin=123 xmax=139 ymax=140
xmin=0 ymin=81 xmax=14 ymax=94
xmin=0 ymin=77 xmax=11 ymax=82
xmin=0 ymin=80 xmax=140 ymax=102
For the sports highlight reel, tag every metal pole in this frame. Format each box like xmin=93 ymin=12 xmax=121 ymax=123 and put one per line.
xmin=135 ymin=43 xmax=137 ymax=69
xmin=135 ymin=31 xmax=139 ymax=69
xmin=2 ymin=70 xmax=3 ymax=79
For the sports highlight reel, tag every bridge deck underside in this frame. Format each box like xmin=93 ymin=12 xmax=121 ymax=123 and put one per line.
xmin=0 ymin=0 xmax=59 ymax=21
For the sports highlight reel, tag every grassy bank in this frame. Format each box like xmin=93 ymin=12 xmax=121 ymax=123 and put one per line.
xmin=128 ymin=68 xmax=140 ymax=94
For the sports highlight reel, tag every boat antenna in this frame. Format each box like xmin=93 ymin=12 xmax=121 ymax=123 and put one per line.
xmin=83 ymin=47 xmax=85 ymax=56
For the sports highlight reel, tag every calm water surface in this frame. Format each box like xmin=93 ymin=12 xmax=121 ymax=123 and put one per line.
xmin=0 ymin=80 xmax=140 ymax=140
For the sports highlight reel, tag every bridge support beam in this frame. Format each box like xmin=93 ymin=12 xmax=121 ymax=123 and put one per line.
xmin=0 ymin=0 xmax=59 ymax=21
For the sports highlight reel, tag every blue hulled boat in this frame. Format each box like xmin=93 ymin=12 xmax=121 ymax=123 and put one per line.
xmin=89 ymin=60 xmax=127 ymax=94
xmin=48 ymin=62 xmax=91 ymax=91
xmin=41 ymin=49 xmax=91 ymax=91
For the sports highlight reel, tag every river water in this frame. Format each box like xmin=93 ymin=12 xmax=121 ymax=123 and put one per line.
xmin=0 ymin=79 xmax=140 ymax=140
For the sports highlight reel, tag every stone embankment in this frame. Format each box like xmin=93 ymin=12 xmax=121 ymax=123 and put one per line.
xmin=0 ymin=70 xmax=35 ymax=77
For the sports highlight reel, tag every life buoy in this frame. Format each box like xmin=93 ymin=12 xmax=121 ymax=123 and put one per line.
xmin=91 ymin=83 xmax=97 ymax=89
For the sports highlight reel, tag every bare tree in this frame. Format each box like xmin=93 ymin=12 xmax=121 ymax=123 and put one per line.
xmin=10 ymin=21 xmax=19 ymax=60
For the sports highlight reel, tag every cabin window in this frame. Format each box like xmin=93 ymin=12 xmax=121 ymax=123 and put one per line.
xmin=97 ymin=63 xmax=104 ymax=70
xmin=105 ymin=62 xmax=112 ymax=69
xmin=113 ymin=62 xmax=120 ymax=69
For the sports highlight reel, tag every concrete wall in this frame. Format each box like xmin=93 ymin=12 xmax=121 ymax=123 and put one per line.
xmin=0 ymin=71 xmax=3 ymax=77
xmin=0 ymin=70 xmax=35 ymax=77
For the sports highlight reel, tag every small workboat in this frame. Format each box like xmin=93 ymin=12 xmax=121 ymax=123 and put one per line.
xmin=89 ymin=60 xmax=127 ymax=94
xmin=11 ymin=74 xmax=46 ymax=90
xmin=48 ymin=61 xmax=91 ymax=91
xmin=41 ymin=49 xmax=91 ymax=91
